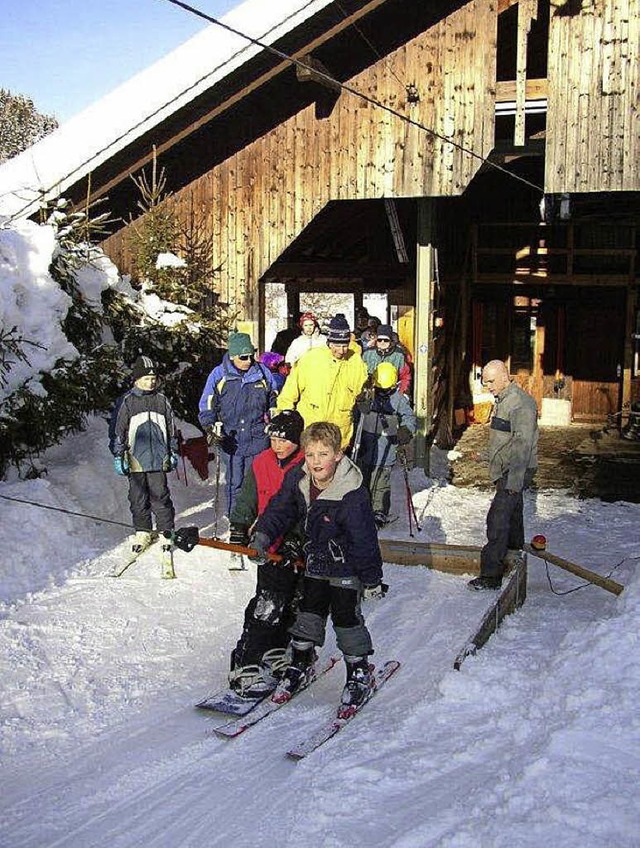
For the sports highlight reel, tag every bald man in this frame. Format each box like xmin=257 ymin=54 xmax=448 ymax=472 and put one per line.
xmin=469 ymin=360 xmax=539 ymax=590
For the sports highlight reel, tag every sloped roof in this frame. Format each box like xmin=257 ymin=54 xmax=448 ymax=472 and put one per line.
xmin=0 ymin=0 xmax=334 ymax=220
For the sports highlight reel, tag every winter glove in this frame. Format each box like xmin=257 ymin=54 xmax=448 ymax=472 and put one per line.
xmin=356 ymin=386 xmax=374 ymax=415
xmin=162 ymin=453 xmax=179 ymax=472
xmin=113 ymin=456 xmax=129 ymax=476
xmin=396 ymin=425 xmax=412 ymax=446
xmin=248 ymin=531 xmax=271 ymax=564
xmin=277 ymin=536 xmax=304 ymax=568
xmin=229 ymin=524 xmax=249 ymax=547
xmin=362 ymin=582 xmax=386 ymax=601
xmin=206 ymin=422 xmax=224 ymax=447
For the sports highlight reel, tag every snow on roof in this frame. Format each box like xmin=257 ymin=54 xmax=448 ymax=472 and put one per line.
xmin=0 ymin=0 xmax=333 ymax=221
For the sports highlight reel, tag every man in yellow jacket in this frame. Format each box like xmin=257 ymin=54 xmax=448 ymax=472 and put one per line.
xmin=276 ymin=314 xmax=368 ymax=449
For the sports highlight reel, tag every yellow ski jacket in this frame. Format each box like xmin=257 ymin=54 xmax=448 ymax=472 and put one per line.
xmin=276 ymin=344 xmax=368 ymax=448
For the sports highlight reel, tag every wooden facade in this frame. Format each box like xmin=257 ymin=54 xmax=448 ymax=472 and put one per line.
xmin=103 ymin=0 xmax=497 ymax=318
xmin=83 ymin=0 xmax=638 ymax=436
xmin=545 ymin=0 xmax=640 ymax=194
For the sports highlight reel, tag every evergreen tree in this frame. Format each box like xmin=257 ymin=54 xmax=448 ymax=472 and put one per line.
xmin=0 ymin=88 xmax=58 ymax=163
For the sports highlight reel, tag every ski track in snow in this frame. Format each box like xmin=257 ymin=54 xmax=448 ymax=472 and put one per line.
xmin=1 ymin=419 xmax=640 ymax=847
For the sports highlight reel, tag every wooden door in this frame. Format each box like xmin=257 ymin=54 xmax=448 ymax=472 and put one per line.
xmin=566 ymin=294 xmax=625 ymax=422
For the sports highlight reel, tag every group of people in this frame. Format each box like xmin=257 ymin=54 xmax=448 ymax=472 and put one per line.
xmin=108 ymin=319 xmax=538 ymax=713
xmin=109 ymin=311 xmax=418 ymax=713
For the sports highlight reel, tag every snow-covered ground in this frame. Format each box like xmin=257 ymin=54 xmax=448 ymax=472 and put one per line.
xmin=1 ymin=417 xmax=639 ymax=847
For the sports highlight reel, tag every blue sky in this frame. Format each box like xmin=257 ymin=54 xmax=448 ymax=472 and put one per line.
xmin=1 ymin=0 xmax=237 ymax=123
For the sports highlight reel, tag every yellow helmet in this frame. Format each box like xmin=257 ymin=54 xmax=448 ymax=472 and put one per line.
xmin=372 ymin=362 xmax=398 ymax=390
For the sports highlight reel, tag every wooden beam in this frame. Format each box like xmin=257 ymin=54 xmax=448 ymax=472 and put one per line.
xmin=495 ymin=78 xmax=547 ymax=102
xmin=523 ymin=545 xmax=624 ymax=596
xmin=82 ymin=0 xmax=394 ymax=207
xmin=263 ymin=261 xmax=412 ymax=281
xmin=379 ymin=539 xmax=481 ymax=575
xmin=515 ymin=0 xmax=538 ymax=146
xmin=295 ymin=54 xmax=341 ymax=91
xmin=454 ymin=554 xmax=528 ymax=669
xmin=414 ymin=199 xmax=436 ymax=474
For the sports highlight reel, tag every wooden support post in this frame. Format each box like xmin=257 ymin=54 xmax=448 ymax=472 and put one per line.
xmin=286 ymin=285 xmax=300 ymax=326
xmin=514 ymin=0 xmax=538 ymax=146
xmin=622 ymin=284 xmax=637 ymax=418
xmin=414 ymin=199 xmax=436 ymax=474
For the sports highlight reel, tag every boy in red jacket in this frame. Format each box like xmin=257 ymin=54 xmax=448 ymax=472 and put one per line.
xmin=227 ymin=410 xmax=305 ymax=697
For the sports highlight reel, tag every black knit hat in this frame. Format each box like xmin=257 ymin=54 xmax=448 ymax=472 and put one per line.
xmin=266 ymin=410 xmax=305 ymax=445
xmin=327 ymin=313 xmax=351 ymax=344
xmin=132 ymin=355 xmax=157 ymax=381
xmin=376 ymin=324 xmax=393 ymax=340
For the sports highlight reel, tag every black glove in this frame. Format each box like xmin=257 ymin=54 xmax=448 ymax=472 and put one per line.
xmin=277 ymin=537 xmax=304 ymax=567
xmin=396 ymin=425 xmax=412 ymax=446
xmin=229 ymin=524 xmax=248 ymax=547
xmin=248 ymin=531 xmax=270 ymax=564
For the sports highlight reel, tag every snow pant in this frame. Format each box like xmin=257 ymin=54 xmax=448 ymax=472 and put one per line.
xmin=480 ymin=471 xmax=534 ymax=578
xmin=232 ymin=560 xmax=302 ymax=668
xmin=221 ymin=452 xmax=256 ymax=516
xmin=289 ymin=575 xmax=373 ymax=657
xmin=360 ymin=464 xmax=392 ymax=516
xmin=128 ymin=471 xmax=175 ymax=533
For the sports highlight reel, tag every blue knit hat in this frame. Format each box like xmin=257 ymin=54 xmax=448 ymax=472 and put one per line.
xmin=327 ymin=313 xmax=351 ymax=344
xmin=228 ymin=332 xmax=255 ymax=358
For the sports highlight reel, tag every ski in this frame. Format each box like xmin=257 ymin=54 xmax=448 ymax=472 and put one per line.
xmin=110 ymin=535 xmax=158 ymax=577
xmin=196 ymin=687 xmax=269 ymax=717
xmin=210 ymin=655 xmax=341 ymax=739
xmin=286 ymin=659 xmax=401 ymax=760
xmin=161 ymin=543 xmax=176 ymax=579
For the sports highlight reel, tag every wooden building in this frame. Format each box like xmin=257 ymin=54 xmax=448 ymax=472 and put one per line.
xmin=4 ymin=0 xmax=638 ymax=457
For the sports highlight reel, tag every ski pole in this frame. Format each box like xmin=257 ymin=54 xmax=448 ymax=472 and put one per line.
xmin=211 ymin=443 xmax=222 ymax=538
xmin=398 ymin=448 xmax=422 ymax=536
xmin=351 ymin=407 xmax=366 ymax=464
xmin=177 ymin=429 xmax=189 ymax=487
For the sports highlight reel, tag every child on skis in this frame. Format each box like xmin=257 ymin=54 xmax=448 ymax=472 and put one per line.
xmin=227 ymin=409 xmax=306 ymax=697
xmin=355 ymin=362 xmax=417 ymax=529
xmin=109 ymin=356 xmax=178 ymax=566
xmin=249 ymin=421 xmax=385 ymax=714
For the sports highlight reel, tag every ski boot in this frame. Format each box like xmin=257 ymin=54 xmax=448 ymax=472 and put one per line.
xmin=272 ymin=641 xmax=316 ymax=704
xmin=228 ymin=648 xmax=289 ymax=699
xmin=131 ymin=530 xmax=153 ymax=555
xmin=467 ymin=574 xmax=502 ymax=591
xmin=338 ymin=656 xmax=374 ymax=719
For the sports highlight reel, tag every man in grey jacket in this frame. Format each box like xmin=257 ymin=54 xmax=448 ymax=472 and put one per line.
xmin=469 ymin=360 xmax=538 ymax=590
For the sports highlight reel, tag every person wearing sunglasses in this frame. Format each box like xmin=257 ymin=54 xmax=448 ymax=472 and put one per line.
xmin=198 ymin=332 xmax=278 ymax=515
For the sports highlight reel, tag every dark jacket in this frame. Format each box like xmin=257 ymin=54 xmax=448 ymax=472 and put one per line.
xmin=488 ymin=382 xmax=539 ymax=491
xmin=254 ymin=456 xmax=383 ymax=585
xmin=110 ymin=388 xmax=176 ymax=473
xmin=198 ymin=355 xmax=278 ymax=457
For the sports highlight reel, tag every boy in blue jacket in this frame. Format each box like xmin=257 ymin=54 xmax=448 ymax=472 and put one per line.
xmin=109 ymin=356 xmax=178 ymax=559
xmin=250 ymin=421 xmax=385 ymax=713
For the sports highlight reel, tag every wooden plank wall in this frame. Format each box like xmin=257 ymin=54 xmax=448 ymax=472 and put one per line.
xmin=545 ymin=0 xmax=640 ymax=193
xmin=103 ymin=0 xmax=497 ymax=319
